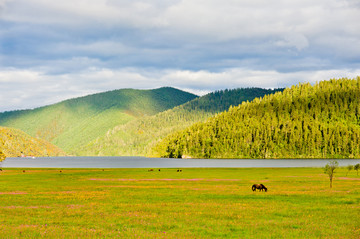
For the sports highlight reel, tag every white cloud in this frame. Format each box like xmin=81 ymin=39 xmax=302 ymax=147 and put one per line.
xmin=0 ymin=69 xmax=41 ymax=83
xmin=1 ymin=67 xmax=359 ymax=112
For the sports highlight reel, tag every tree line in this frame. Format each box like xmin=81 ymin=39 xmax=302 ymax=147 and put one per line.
xmin=80 ymin=88 xmax=282 ymax=156
xmin=152 ymin=77 xmax=360 ymax=159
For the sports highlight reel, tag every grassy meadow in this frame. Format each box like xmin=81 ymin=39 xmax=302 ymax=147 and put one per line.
xmin=0 ymin=167 xmax=359 ymax=238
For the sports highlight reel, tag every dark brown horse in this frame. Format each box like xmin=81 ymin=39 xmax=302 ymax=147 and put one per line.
xmin=252 ymin=184 xmax=267 ymax=192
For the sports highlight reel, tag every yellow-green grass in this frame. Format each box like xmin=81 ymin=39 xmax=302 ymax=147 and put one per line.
xmin=0 ymin=167 xmax=359 ymax=238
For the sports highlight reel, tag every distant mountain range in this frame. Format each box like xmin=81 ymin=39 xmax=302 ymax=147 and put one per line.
xmin=81 ymin=88 xmax=282 ymax=156
xmin=0 ymin=87 xmax=197 ymax=155
xmin=7 ymin=78 xmax=360 ymax=160
xmin=0 ymin=86 xmax=282 ymax=157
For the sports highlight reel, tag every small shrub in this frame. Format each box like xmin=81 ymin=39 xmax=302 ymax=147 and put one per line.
xmin=324 ymin=160 xmax=338 ymax=188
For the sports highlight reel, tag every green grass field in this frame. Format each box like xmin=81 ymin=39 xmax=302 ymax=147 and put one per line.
xmin=0 ymin=167 xmax=359 ymax=238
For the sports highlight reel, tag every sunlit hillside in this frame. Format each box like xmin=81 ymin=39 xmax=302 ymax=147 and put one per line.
xmin=0 ymin=149 xmax=5 ymax=161
xmin=152 ymin=77 xmax=360 ymax=159
xmin=80 ymin=88 xmax=283 ymax=156
xmin=0 ymin=126 xmax=65 ymax=158
xmin=0 ymin=87 xmax=197 ymax=155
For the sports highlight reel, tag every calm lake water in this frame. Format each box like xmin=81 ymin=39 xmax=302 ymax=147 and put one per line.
xmin=1 ymin=156 xmax=359 ymax=168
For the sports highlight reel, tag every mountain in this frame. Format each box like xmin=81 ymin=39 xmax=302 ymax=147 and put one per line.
xmin=152 ymin=78 xmax=360 ymax=159
xmin=0 ymin=126 xmax=65 ymax=158
xmin=0 ymin=87 xmax=197 ymax=155
xmin=80 ymin=88 xmax=283 ymax=156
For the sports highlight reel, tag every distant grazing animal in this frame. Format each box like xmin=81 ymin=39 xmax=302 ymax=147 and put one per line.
xmin=177 ymin=169 xmax=182 ymax=172
xmin=252 ymin=184 xmax=267 ymax=192
xmin=148 ymin=169 xmax=154 ymax=172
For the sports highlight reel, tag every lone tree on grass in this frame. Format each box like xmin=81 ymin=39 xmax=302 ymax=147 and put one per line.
xmin=354 ymin=164 xmax=360 ymax=176
xmin=324 ymin=160 xmax=338 ymax=188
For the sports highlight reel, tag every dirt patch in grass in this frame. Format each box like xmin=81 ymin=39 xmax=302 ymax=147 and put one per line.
xmin=0 ymin=191 xmax=27 ymax=195
xmin=66 ymin=204 xmax=85 ymax=209
xmin=338 ymin=177 xmax=360 ymax=181
xmin=102 ymin=185 xmax=184 ymax=189
xmin=2 ymin=205 xmax=51 ymax=209
xmin=39 ymin=191 xmax=77 ymax=195
xmin=88 ymin=178 xmax=241 ymax=182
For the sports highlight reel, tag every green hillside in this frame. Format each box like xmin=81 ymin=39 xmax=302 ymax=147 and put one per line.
xmin=152 ymin=77 xmax=360 ymax=159
xmin=0 ymin=149 xmax=5 ymax=161
xmin=0 ymin=87 xmax=197 ymax=155
xmin=0 ymin=126 xmax=65 ymax=159
xmin=80 ymin=88 xmax=282 ymax=156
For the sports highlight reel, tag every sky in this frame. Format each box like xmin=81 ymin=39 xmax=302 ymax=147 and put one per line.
xmin=1 ymin=0 xmax=360 ymax=112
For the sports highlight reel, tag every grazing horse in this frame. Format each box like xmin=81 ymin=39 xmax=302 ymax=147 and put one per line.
xmin=252 ymin=184 xmax=267 ymax=192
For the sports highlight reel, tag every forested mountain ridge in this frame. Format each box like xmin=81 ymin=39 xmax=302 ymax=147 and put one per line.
xmin=152 ymin=78 xmax=360 ymax=159
xmin=0 ymin=87 xmax=197 ymax=155
xmin=0 ymin=126 xmax=65 ymax=158
xmin=80 ymin=88 xmax=283 ymax=156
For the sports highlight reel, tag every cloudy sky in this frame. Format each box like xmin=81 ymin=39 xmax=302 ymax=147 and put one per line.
xmin=1 ymin=0 xmax=360 ymax=111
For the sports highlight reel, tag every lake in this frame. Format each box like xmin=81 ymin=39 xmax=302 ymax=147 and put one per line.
xmin=1 ymin=156 xmax=359 ymax=168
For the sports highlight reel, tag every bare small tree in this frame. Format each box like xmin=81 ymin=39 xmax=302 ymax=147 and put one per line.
xmin=346 ymin=165 xmax=353 ymax=176
xmin=324 ymin=160 xmax=338 ymax=188
xmin=354 ymin=164 xmax=360 ymax=176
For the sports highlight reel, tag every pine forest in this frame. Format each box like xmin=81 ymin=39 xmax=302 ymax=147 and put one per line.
xmin=151 ymin=78 xmax=360 ymax=159
xmin=81 ymin=88 xmax=282 ymax=156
